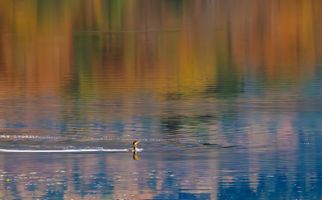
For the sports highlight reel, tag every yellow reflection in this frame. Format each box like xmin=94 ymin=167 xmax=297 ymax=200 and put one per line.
xmin=133 ymin=152 xmax=140 ymax=160
xmin=0 ymin=0 xmax=320 ymax=98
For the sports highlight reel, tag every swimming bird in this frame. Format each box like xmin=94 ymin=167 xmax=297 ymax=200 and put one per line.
xmin=130 ymin=140 xmax=141 ymax=160
xmin=132 ymin=140 xmax=140 ymax=152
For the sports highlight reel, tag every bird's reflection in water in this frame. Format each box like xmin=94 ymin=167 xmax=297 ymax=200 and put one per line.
xmin=133 ymin=152 xmax=139 ymax=160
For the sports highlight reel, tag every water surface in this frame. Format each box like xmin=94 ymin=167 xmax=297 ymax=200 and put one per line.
xmin=1 ymin=1 xmax=322 ymax=199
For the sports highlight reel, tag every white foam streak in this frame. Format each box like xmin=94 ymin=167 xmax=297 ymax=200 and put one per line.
xmin=0 ymin=148 xmax=143 ymax=153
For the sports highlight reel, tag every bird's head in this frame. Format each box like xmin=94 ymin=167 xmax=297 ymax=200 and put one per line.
xmin=132 ymin=140 xmax=140 ymax=149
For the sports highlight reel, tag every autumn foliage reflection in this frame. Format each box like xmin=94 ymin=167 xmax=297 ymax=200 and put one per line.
xmin=0 ymin=0 xmax=321 ymax=97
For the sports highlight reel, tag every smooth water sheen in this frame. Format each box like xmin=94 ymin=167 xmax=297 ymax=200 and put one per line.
xmin=1 ymin=1 xmax=322 ymax=199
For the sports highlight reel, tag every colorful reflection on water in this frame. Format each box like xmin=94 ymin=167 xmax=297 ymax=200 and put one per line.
xmin=0 ymin=0 xmax=322 ymax=199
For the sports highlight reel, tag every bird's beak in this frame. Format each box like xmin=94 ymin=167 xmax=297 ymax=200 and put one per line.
xmin=133 ymin=140 xmax=140 ymax=149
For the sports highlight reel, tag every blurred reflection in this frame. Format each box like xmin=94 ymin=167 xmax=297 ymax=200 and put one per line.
xmin=0 ymin=0 xmax=322 ymax=199
xmin=133 ymin=152 xmax=140 ymax=160
xmin=0 ymin=0 xmax=321 ymax=98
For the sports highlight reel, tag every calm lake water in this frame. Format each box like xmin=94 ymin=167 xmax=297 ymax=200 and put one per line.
xmin=1 ymin=1 xmax=322 ymax=199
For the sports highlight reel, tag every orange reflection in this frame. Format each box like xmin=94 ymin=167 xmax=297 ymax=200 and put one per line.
xmin=0 ymin=0 xmax=320 ymax=97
